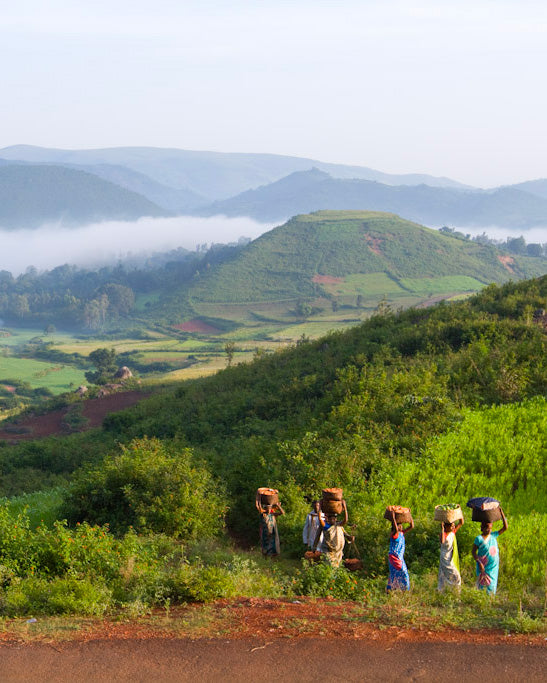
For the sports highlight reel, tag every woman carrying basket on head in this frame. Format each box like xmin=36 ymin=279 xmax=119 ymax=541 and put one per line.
xmin=256 ymin=490 xmax=285 ymax=558
xmin=472 ymin=507 xmax=508 ymax=595
xmin=438 ymin=518 xmax=464 ymax=591
xmin=386 ymin=507 xmax=414 ymax=592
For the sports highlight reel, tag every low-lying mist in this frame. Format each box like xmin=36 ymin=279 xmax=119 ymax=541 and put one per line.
xmin=455 ymin=225 xmax=547 ymax=243
xmin=0 ymin=215 xmax=276 ymax=275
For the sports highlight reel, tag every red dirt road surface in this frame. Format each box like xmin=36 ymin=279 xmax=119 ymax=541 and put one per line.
xmin=1 ymin=638 xmax=546 ymax=682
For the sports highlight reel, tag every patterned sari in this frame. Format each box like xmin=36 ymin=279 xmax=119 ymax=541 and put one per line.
xmin=387 ymin=532 xmax=410 ymax=591
xmin=474 ymin=531 xmax=499 ymax=594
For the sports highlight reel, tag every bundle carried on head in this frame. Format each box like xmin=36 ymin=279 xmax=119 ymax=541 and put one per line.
xmin=434 ymin=503 xmax=463 ymax=523
xmin=257 ymin=487 xmax=279 ymax=506
xmin=466 ymin=497 xmax=501 ymax=522
xmin=321 ymin=487 xmax=343 ymax=514
xmin=384 ymin=505 xmax=412 ymax=523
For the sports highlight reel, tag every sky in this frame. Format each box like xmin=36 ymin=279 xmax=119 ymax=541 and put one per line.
xmin=1 ymin=1 xmax=547 ymax=187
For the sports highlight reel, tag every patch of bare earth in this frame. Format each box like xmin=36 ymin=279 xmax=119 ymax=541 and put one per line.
xmin=364 ymin=234 xmax=384 ymax=255
xmin=498 ymin=254 xmax=516 ymax=273
xmin=0 ymin=391 xmax=149 ymax=441
xmin=173 ymin=319 xmax=220 ymax=334
xmin=312 ymin=274 xmax=343 ymax=285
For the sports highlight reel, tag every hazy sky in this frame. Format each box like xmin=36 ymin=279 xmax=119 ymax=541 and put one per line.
xmin=2 ymin=0 xmax=547 ymax=187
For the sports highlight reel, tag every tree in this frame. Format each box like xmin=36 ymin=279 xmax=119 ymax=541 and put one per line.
xmin=225 ymin=341 xmax=236 ymax=366
xmin=100 ymin=283 xmax=135 ymax=317
xmin=44 ymin=324 xmax=56 ymax=336
xmin=506 ymin=236 xmax=526 ymax=255
xmin=85 ymin=347 xmax=118 ymax=385
xmin=295 ymin=300 xmax=312 ymax=319
xmin=526 ymin=243 xmax=543 ymax=258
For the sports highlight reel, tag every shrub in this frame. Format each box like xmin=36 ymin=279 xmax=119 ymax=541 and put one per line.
xmin=1 ymin=576 xmax=111 ymax=616
xmin=62 ymin=437 xmax=226 ymax=540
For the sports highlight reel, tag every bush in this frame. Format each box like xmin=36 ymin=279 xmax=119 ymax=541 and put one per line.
xmin=62 ymin=437 xmax=226 ymax=540
xmin=1 ymin=576 xmax=111 ymax=616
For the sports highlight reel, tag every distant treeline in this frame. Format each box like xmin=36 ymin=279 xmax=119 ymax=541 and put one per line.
xmin=0 ymin=240 xmax=248 ymax=330
xmin=439 ymin=226 xmax=547 ymax=257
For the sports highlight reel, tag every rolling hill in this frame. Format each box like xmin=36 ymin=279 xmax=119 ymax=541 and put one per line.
xmin=198 ymin=169 xmax=547 ymax=228
xmin=0 ymin=144 xmax=469 ymax=202
xmin=0 ymin=165 xmax=170 ymax=229
xmin=150 ymin=211 xmax=547 ymax=329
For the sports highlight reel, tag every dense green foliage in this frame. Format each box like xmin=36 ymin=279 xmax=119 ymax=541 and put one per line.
xmin=2 ymin=274 xmax=547 ymax=620
xmin=63 ymin=437 xmax=226 ymax=539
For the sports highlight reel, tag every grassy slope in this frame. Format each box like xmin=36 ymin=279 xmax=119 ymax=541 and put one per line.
xmin=185 ymin=211 xmax=547 ymax=305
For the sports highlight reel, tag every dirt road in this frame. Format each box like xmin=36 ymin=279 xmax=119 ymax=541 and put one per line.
xmin=1 ymin=638 xmax=546 ymax=682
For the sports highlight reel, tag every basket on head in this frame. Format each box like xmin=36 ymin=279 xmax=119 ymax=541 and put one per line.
xmin=434 ymin=504 xmax=463 ymax=524
xmin=257 ymin=487 xmax=279 ymax=506
xmin=384 ymin=506 xmax=411 ymax=524
xmin=321 ymin=499 xmax=343 ymax=515
xmin=471 ymin=506 xmax=502 ymax=523
xmin=322 ymin=487 xmax=343 ymax=501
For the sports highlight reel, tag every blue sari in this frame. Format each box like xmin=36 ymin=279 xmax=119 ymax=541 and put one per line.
xmin=387 ymin=532 xmax=410 ymax=591
xmin=474 ymin=531 xmax=500 ymax=594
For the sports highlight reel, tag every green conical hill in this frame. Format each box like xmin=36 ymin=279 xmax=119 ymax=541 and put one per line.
xmin=188 ymin=210 xmax=545 ymax=304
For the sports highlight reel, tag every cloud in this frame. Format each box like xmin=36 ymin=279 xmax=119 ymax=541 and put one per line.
xmin=0 ymin=215 xmax=276 ymax=275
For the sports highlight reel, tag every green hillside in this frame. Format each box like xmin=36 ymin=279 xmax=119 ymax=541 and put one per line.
xmin=0 ymin=165 xmax=169 ymax=229
xmin=186 ymin=211 xmax=546 ymax=306
xmin=1 ymin=276 xmax=547 ymax=625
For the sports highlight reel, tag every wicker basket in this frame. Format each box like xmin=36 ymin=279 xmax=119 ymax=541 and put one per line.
xmin=384 ymin=506 xmax=412 ymax=523
xmin=471 ymin=506 xmax=501 ymax=523
xmin=321 ymin=499 xmax=343 ymax=514
xmin=257 ymin=487 xmax=279 ymax=506
xmin=434 ymin=505 xmax=463 ymax=523
xmin=322 ymin=487 xmax=343 ymax=501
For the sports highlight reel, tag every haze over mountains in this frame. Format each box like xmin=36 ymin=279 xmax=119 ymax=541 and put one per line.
xmin=1 ymin=145 xmax=547 ymax=233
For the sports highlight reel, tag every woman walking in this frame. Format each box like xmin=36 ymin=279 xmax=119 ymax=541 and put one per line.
xmin=472 ymin=507 xmax=508 ymax=594
xmin=256 ymin=494 xmax=285 ymax=558
xmin=438 ymin=519 xmax=463 ymax=591
xmin=387 ymin=508 xmax=414 ymax=592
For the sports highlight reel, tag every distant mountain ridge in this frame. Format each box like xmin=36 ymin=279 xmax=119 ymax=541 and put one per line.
xmin=198 ymin=169 xmax=547 ymax=229
xmin=0 ymin=165 xmax=169 ymax=229
xmin=0 ymin=144 xmax=470 ymax=201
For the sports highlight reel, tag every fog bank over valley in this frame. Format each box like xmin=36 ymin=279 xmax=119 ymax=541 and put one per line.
xmin=454 ymin=225 xmax=547 ymax=244
xmin=0 ymin=215 xmax=275 ymax=275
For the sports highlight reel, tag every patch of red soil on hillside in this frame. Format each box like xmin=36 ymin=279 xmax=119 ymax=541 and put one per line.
xmin=0 ymin=391 xmax=149 ymax=442
xmin=498 ymin=254 xmax=516 ymax=273
xmin=312 ymin=274 xmax=343 ymax=285
xmin=173 ymin=319 xmax=220 ymax=334
xmin=364 ymin=234 xmax=384 ymax=255
xmin=1 ymin=385 xmax=16 ymax=393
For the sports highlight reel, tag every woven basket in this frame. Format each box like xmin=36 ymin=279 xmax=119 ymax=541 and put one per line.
xmin=434 ymin=505 xmax=463 ymax=523
xmin=384 ymin=506 xmax=412 ymax=523
xmin=321 ymin=499 xmax=343 ymax=514
xmin=257 ymin=487 xmax=279 ymax=506
xmin=472 ymin=506 xmax=501 ymax=523
xmin=322 ymin=487 xmax=343 ymax=501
